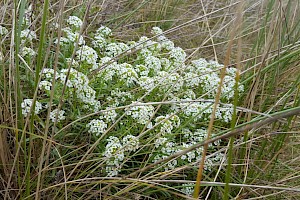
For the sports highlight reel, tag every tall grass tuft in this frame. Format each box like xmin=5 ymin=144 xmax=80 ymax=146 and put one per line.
xmin=0 ymin=0 xmax=300 ymax=199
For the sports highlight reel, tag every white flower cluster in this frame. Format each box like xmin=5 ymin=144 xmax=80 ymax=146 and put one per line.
xmin=104 ymin=42 xmax=129 ymax=57
xmin=23 ymin=5 xmax=33 ymax=26
xmin=57 ymin=68 xmax=100 ymax=111
xmin=50 ymin=109 xmax=65 ymax=122
xmin=21 ymin=99 xmax=42 ymax=117
xmin=104 ymin=136 xmax=124 ymax=176
xmin=154 ymin=114 xmax=180 ymax=135
xmin=179 ymin=102 xmax=213 ymax=121
xmin=67 ymin=16 xmax=83 ymax=29
xmin=86 ymin=119 xmax=107 ymax=136
xmin=152 ymin=126 xmax=224 ymax=172
xmin=100 ymin=107 xmax=118 ymax=122
xmin=104 ymin=135 xmax=139 ymax=176
xmin=0 ymin=25 xmax=8 ymax=35
xmin=18 ymin=13 xmax=243 ymax=179
xmin=91 ymin=26 xmax=111 ymax=49
xmin=39 ymin=80 xmax=52 ymax=91
xmin=107 ymin=89 xmax=133 ymax=107
xmin=125 ymin=102 xmax=154 ymax=125
xmin=122 ymin=135 xmax=139 ymax=152
xmin=20 ymin=29 xmax=36 ymax=43
xmin=62 ymin=27 xmax=85 ymax=46
xmin=21 ymin=47 xmax=36 ymax=57
xmin=95 ymin=26 xmax=112 ymax=37
xmin=153 ymin=141 xmax=179 ymax=171
xmin=40 ymin=68 xmax=55 ymax=80
xmin=76 ymin=45 xmax=98 ymax=65
xmin=181 ymin=183 xmax=194 ymax=196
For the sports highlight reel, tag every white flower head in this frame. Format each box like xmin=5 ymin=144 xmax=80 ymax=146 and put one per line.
xmin=139 ymin=76 xmax=155 ymax=91
xmin=39 ymin=80 xmax=52 ymax=91
xmin=104 ymin=136 xmax=124 ymax=166
xmin=67 ymin=16 xmax=83 ymax=29
xmin=0 ymin=26 xmax=8 ymax=35
xmin=100 ymin=107 xmax=118 ymax=122
xmin=125 ymin=102 xmax=154 ymax=125
xmin=92 ymin=35 xmax=107 ymax=49
xmin=76 ymin=45 xmax=98 ymax=65
xmin=59 ymin=68 xmax=89 ymax=89
xmin=122 ymin=135 xmax=139 ymax=152
xmin=151 ymin=27 xmax=163 ymax=35
xmin=20 ymin=29 xmax=36 ymax=43
xmin=21 ymin=47 xmax=36 ymax=57
xmin=86 ymin=119 xmax=107 ymax=136
xmin=63 ymin=27 xmax=85 ymax=45
xmin=50 ymin=109 xmax=65 ymax=122
xmin=21 ymin=99 xmax=42 ymax=117
xmin=169 ymin=47 xmax=186 ymax=63
xmin=181 ymin=183 xmax=194 ymax=196
xmin=95 ymin=26 xmax=112 ymax=38
xmin=40 ymin=68 xmax=55 ymax=80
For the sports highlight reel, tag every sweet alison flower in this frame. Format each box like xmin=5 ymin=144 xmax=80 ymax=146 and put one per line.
xmin=181 ymin=183 xmax=194 ymax=197
xmin=21 ymin=99 xmax=42 ymax=117
xmin=99 ymin=107 xmax=118 ymax=122
xmin=122 ymin=135 xmax=139 ymax=152
xmin=0 ymin=25 xmax=8 ymax=35
xmin=95 ymin=26 xmax=112 ymax=38
xmin=76 ymin=45 xmax=98 ymax=65
xmin=67 ymin=16 xmax=83 ymax=29
xmin=20 ymin=29 xmax=36 ymax=43
xmin=21 ymin=47 xmax=36 ymax=57
xmin=16 ymin=14 xmax=243 ymax=179
xmin=125 ymin=102 xmax=154 ymax=125
xmin=86 ymin=119 xmax=107 ymax=136
xmin=50 ymin=109 xmax=65 ymax=122
xmin=63 ymin=27 xmax=85 ymax=45
xmin=39 ymin=80 xmax=52 ymax=91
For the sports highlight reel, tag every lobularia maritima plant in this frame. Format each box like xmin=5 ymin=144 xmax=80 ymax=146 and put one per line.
xmin=4 ymin=13 xmax=244 ymax=197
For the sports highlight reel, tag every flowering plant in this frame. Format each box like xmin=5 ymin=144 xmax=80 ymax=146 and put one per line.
xmin=8 ymin=13 xmax=243 ymax=196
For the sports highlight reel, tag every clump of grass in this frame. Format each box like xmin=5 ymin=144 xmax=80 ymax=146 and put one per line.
xmin=1 ymin=0 xmax=300 ymax=199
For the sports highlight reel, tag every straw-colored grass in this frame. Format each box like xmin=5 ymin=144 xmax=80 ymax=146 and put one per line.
xmin=1 ymin=0 xmax=300 ymax=199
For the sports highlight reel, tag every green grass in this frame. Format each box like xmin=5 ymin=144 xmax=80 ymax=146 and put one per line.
xmin=1 ymin=0 xmax=300 ymax=199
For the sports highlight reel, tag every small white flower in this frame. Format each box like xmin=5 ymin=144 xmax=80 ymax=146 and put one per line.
xmin=0 ymin=25 xmax=8 ymax=35
xmin=92 ymin=35 xmax=107 ymax=49
xmin=104 ymin=43 xmax=123 ymax=57
xmin=39 ymin=80 xmax=52 ymax=91
xmin=144 ymin=56 xmax=161 ymax=73
xmin=169 ymin=47 xmax=186 ymax=64
xmin=21 ymin=47 xmax=36 ymax=57
xmin=122 ymin=135 xmax=139 ymax=152
xmin=86 ymin=119 xmax=107 ymax=136
xmin=40 ymin=68 xmax=55 ymax=80
xmin=154 ymin=137 xmax=168 ymax=148
xmin=181 ymin=183 xmax=194 ymax=196
xmin=100 ymin=107 xmax=118 ymax=122
xmin=95 ymin=26 xmax=112 ymax=37
xmin=20 ymin=29 xmax=36 ymax=42
xmin=21 ymin=99 xmax=42 ymax=117
xmin=139 ymin=76 xmax=155 ymax=91
xmin=50 ymin=109 xmax=65 ymax=122
xmin=67 ymin=16 xmax=83 ymax=29
xmin=54 ymin=37 xmax=70 ymax=46
xmin=63 ymin=27 xmax=85 ymax=45
xmin=125 ymin=102 xmax=154 ymax=125
xmin=76 ymin=45 xmax=98 ymax=65
xmin=104 ymin=136 xmax=124 ymax=167
xmin=151 ymin=27 xmax=163 ymax=35
xmin=59 ymin=68 xmax=89 ymax=89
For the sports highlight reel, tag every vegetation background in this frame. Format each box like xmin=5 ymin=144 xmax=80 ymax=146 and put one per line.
xmin=0 ymin=0 xmax=300 ymax=199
